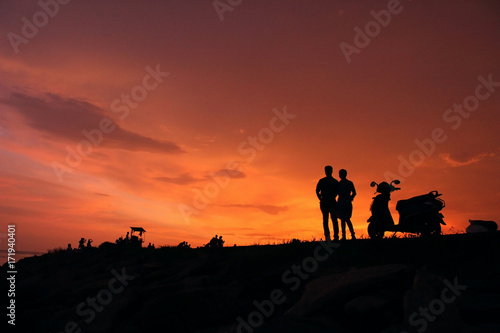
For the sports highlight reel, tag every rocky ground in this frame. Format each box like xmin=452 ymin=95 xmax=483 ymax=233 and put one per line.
xmin=2 ymin=232 xmax=500 ymax=333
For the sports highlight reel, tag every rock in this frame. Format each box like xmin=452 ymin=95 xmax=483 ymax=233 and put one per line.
xmin=466 ymin=224 xmax=490 ymax=233
xmin=466 ymin=220 xmax=498 ymax=233
xmin=458 ymin=290 xmax=500 ymax=325
xmin=344 ymin=289 xmax=401 ymax=323
xmin=254 ymin=315 xmax=350 ymax=333
xmin=285 ymin=264 xmax=413 ymax=317
xmin=398 ymin=267 xmax=471 ymax=333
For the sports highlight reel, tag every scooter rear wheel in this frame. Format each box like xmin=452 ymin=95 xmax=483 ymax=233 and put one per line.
xmin=431 ymin=221 xmax=442 ymax=235
xmin=421 ymin=220 xmax=442 ymax=237
xmin=368 ymin=223 xmax=384 ymax=239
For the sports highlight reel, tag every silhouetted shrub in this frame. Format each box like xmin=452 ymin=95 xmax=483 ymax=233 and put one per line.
xmin=177 ymin=241 xmax=191 ymax=248
xmin=99 ymin=241 xmax=116 ymax=250
xmin=47 ymin=247 xmax=65 ymax=254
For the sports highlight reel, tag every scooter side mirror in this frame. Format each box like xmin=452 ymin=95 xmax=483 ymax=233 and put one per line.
xmin=370 ymin=181 xmax=377 ymax=187
xmin=393 ymin=179 xmax=400 ymax=185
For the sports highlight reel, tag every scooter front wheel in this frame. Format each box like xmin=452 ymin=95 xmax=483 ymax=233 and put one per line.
xmin=432 ymin=222 xmax=442 ymax=235
xmin=368 ymin=223 xmax=385 ymax=239
xmin=430 ymin=219 xmax=442 ymax=235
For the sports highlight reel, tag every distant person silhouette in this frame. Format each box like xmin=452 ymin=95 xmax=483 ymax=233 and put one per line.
xmin=67 ymin=243 xmax=72 ymax=251
xmin=316 ymin=165 xmax=339 ymax=241
xmin=218 ymin=235 xmax=224 ymax=248
xmin=209 ymin=235 xmax=218 ymax=248
xmin=337 ymin=169 xmax=356 ymax=240
xmin=87 ymin=239 xmax=93 ymax=248
xmin=78 ymin=238 xmax=86 ymax=250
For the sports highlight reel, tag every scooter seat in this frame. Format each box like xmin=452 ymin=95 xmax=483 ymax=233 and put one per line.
xmin=396 ymin=191 xmax=440 ymax=212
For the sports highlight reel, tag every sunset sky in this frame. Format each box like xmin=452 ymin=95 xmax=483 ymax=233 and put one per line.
xmin=1 ymin=0 xmax=500 ymax=253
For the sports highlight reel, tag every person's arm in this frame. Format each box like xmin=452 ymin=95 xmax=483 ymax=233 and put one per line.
xmin=351 ymin=182 xmax=356 ymax=201
xmin=316 ymin=181 xmax=322 ymax=201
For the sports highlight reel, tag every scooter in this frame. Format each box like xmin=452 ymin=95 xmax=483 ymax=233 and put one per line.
xmin=367 ymin=180 xmax=446 ymax=239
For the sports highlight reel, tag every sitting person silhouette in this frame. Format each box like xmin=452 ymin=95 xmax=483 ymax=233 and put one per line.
xmin=337 ymin=169 xmax=356 ymax=240
xmin=217 ymin=235 xmax=224 ymax=247
xmin=316 ymin=165 xmax=339 ymax=241
xmin=209 ymin=235 xmax=218 ymax=248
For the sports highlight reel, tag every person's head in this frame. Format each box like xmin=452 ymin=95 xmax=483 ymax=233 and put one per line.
xmin=324 ymin=165 xmax=333 ymax=176
xmin=339 ymin=169 xmax=347 ymax=179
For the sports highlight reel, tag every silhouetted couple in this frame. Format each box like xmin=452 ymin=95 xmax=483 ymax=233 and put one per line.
xmin=78 ymin=238 xmax=93 ymax=250
xmin=208 ymin=235 xmax=224 ymax=248
xmin=316 ymin=166 xmax=356 ymax=241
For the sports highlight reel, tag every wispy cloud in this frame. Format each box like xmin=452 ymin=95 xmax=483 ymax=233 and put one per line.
xmin=1 ymin=92 xmax=184 ymax=154
xmin=214 ymin=168 xmax=246 ymax=179
xmin=155 ymin=168 xmax=246 ymax=185
xmin=219 ymin=204 xmax=289 ymax=215
xmin=440 ymin=152 xmax=495 ymax=167
xmin=155 ymin=173 xmax=201 ymax=185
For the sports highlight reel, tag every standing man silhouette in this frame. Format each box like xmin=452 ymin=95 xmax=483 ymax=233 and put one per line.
xmin=316 ymin=165 xmax=339 ymax=242
xmin=338 ymin=169 xmax=356 ymax=240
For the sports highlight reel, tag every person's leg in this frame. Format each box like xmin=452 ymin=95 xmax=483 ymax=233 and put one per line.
xmin=341 ymin=219 xmax=346 ymax=240
xmin=346 ymin=219 xmax=355 ymax=239
xmin=331 ymin=208 xmax=339 ymax=241
xmin=321 ymin=206 xmax=330 ymax=241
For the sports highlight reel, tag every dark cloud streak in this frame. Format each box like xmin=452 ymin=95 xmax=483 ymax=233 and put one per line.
xmin=155 ymin=168 xmax=247 ymax=185
xmin=2 ymin=92 xmax=183 ymax=154
xmin=219 ymin=204 xmax=288 ymax=215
